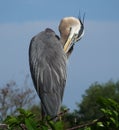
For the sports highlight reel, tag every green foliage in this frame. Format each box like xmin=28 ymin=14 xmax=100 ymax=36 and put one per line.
xmin=4 ymin=108 xmax=38 ymax=130
xmin=3 ymin=98 xmax=119 ymax=130
xmin=85 ymin=97 xmax=119 ymax=130
xmin=1 ymin=80 xmax=119 ymax=130
xmin=75 ymin=80 xmax=119 ymax=121
xmin=98 ymin=98 xmax=119 ymax=129
xmin=4 ymin=108 xmax=64 ymax=130
xmin=29 ymin=105 xmax=41 ymax=121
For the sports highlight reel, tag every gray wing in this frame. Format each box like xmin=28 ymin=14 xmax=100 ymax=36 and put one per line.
xmin=29 ymin=29 xmax=67 ymax=117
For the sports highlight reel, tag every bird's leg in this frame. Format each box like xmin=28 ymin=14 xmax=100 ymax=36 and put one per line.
xmin=41 ymin=106 xmax=46 ymax=120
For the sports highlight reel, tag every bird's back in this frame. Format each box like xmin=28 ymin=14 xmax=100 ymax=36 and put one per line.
xmin=29 ymin=28 xmax=67 ymax=117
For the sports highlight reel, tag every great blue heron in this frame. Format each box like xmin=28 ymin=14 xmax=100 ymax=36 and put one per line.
xmin=29 ymin=16 xmax=84 ymax=118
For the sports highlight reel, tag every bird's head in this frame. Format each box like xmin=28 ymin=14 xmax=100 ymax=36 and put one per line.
xmin=59 ymin=16 xmax=84 ymax=54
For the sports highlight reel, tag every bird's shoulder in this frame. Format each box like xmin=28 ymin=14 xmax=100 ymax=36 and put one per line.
xmin=30 ymin=29 xmax=60 ymax=49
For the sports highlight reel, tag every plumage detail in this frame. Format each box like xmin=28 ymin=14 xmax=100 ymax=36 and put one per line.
xmin=29 ymin=16 xmax=84 ymax=118
xmin=29 ymin=29 xmax=67 ymax=117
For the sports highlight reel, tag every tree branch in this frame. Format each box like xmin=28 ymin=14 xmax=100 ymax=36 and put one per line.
xmin=0 ymin=123 xmax=8 ymax=130
xmin=49 ymin=108 xmax=70 ymax=121
xmin=66 ymin=116 xmax=106 ymax=130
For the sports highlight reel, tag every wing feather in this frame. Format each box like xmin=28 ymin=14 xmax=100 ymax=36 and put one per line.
xmin=29 ymin=29 xmax=67 ymax=116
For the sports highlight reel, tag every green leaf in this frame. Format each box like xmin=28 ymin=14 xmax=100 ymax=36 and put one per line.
xmin=84 ymin=127 xmax=91 ymax=130
xmin=97 ymin=122 xmax=104 ymax=127
xmin=110 ymin=117 xmax=116 ymax=124
xmin=41 ymin=125 xmax=49 ymax=130
xmin=25 ymin=118 xmax=38 ymax=130
xmin=54 ymin=121 xmax=64 ymax=130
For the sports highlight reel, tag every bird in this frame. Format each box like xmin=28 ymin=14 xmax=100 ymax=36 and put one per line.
xmin=29 ymin=16 xmax=84 ymax=118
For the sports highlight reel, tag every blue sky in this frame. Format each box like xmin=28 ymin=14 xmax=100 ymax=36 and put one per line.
xmin=0 ymin=0 xmax=119 ymax=22
xmin=0 ymin=0 xmax=119 ymax=110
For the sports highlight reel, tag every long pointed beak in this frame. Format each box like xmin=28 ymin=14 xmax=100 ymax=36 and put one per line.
xmin=63 ymin=29 xmax=79 ymax=53
xmin=63 ymin=37 xmax=72 ymax=53
xmin=63 ymin=27 xmax=76 ymax=53
xmin=63 ymin=24 xmax=84 ymax=53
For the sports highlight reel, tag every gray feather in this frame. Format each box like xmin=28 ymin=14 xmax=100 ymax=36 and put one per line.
xmin=29 ymin=28 xmax=67 ymax=117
